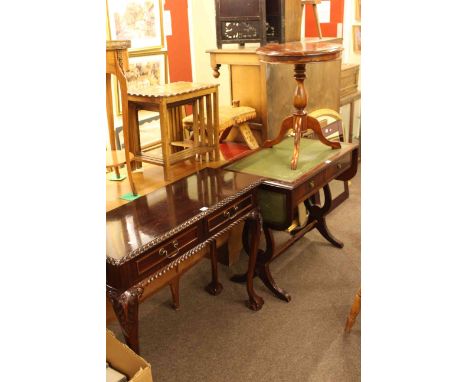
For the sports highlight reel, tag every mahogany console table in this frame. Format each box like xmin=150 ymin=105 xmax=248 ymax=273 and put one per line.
xmin=227 ymin=137 xmax=359 ymax=301
xmin=106 ymin=168 xmax=265 ymax=353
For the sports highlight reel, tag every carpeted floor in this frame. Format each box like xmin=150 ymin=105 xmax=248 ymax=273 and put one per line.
xmin=108 ymin=167 xmax=361 ymax=382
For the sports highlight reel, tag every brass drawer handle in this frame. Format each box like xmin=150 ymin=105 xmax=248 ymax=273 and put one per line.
xmin=166 ymin=240 xmax=180 ymax=259
xmin=223 ymin=205 xmax=239 ymax=220
xmin=159 ymin=240 xmax=180 ymax=259
xmin=337 ymin=163 xmax=343 ymax=169
xmin=309 ymin=181 xmax=315 ymax=188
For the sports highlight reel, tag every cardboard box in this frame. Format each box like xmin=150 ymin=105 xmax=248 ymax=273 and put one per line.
xmin=106 ymin=330 xmax=153 ymax=382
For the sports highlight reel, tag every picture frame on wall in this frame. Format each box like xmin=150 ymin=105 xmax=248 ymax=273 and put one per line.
xmin=128 ymin=52 xmax=168 ymax=87
xmin=107 ymin=0 xmax=164 ymax=54
xmin=355 ymin=0 xmax=361 ymax=21
xmin=353 ymin=25 xmax=361 ymax=53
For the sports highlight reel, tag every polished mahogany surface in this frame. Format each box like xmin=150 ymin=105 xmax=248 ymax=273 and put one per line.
xmin=256 ymin=39 xmax=342 ymax=64
xmin=106 ymin=168 xmax=263 ymax=262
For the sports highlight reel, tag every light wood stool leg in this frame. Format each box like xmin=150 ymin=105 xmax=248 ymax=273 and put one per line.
xmin=345 ymin=288 xmax=361 ymax=333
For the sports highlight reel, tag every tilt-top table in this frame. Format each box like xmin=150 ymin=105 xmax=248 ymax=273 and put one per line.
xmin=256 ymin=40 xmax=343 ymax=170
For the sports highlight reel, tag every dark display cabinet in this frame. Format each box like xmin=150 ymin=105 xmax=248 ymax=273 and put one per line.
xmin=215 ymin=0 xmax=301 ymax=48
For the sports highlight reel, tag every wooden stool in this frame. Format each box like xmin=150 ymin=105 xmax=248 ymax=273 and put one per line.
xmin=183 ymin=102 xmax=259 ymax=150
xmin=127 ymin=82 xmax=220 ymax=180
xmin=301 ymin=0 xmax=323 ymax=39
xmin=256 ymin=40 xmax=343 ymax=170
xmin=106 ymin=40 xmax=137 ymax=197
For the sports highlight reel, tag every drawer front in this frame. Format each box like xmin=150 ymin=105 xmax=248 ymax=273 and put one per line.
xmin=207 ymin=194 xmax=254 ymax=233
xmin=135 ymin=225 xmax=199 ymax=276
xmin=293 ymin=153 xmax=352 ymax=204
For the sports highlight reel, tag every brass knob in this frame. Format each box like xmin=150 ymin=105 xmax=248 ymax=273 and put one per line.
xmin=337 ymin=163 xmax=343 ymax=169
xmin=159 ymin=248 xmax=168 ymax=257
xmin=223 ymin=210 xmax=231 ymax=219
xmin=309 ymin=181 xmax=315 ymax=188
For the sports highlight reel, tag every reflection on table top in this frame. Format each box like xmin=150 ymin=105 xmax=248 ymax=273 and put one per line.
xmin=106 ymin=168 xmax=263 ymax=262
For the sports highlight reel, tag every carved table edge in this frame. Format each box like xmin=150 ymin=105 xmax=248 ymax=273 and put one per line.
xmin=106 ymin=208 xmax=262 ymax=295
xmin=106 ymin=178 xmax=265 ymax=266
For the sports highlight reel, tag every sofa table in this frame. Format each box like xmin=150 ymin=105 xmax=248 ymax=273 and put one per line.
xmin=106 ymin=168 xmax=265 ymax=353
xmin=227 ymin=137 xmax=359 ymax=302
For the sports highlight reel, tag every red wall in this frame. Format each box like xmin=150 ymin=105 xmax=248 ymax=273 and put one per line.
xmin=164 ymin=0 xmax=192 ymax=82
xmin=305 ymin=0 xmax=344 ymax=37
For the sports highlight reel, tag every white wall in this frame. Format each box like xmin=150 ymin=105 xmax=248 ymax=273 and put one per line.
xmin=340 ymin=0 xmax=361 ymax=140
xmin=187 ymin=0 xmax=231 ymax=106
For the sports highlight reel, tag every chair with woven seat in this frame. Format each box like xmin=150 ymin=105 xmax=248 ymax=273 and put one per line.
xmin=106 ymin=40 xmax=138 ymax=199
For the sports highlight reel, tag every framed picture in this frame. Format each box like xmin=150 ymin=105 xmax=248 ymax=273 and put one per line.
xmin=107 ymin=0 xmax=164 ymax=54
xmin=355 ymin=0 xmax=361 ymax=21
xmin=127 ymin=52 xmax=168 ymax=86
xmin=353 ymin=25 xmax=361 ymax=53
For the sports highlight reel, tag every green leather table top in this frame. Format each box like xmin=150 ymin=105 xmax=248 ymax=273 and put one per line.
xmin=226 ymin=137 xmax=353 ymax=183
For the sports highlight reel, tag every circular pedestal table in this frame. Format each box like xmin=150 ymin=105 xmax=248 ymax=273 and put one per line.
xmin=256 ymin=40 xmax=343 ymax=170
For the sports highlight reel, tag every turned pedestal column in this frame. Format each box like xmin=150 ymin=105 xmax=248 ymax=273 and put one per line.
xmin=256 ymin=40 xmax=343 ymax=170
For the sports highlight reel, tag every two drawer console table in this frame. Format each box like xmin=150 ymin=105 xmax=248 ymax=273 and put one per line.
xmin=227 ymin=137 xmax=359 ymax=301
xmin=106 ymin=168 xmax=264 ymax=353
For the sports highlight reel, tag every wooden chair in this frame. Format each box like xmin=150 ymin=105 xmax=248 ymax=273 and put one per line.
xmin=344 ymin=287 xmax=361 ymax=333
xmin=106 ymin=41 xmax=137 ymax=198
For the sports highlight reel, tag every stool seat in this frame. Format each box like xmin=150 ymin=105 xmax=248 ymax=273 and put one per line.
xmin=183 ymin=105 xmax=258 ymax=149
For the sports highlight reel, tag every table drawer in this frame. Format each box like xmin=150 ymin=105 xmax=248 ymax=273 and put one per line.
xmin=294 ymin=153 xmax=352 ymax=203
xmin=324 ymin=153 xmax=352 ymax=181
xmin=207 ymin=194 xmax=254 ymax=233
xmin=135 ymin=226 xmax=199 ymax=276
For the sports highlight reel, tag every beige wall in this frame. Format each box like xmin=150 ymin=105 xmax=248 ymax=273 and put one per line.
xmin=187 ymin=0 xmax=231 ymax=106
xmin=340 ymin=0 xmax=361 ymax=139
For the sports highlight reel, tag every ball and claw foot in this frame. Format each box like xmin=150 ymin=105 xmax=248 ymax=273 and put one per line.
xmin=246 ymin=296 xmax=264 ymax=311
xmin=205 ymin=282 xmax=224 ymax=296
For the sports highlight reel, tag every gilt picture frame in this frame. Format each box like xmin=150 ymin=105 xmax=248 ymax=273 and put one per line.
xmin=107 ymin=0 xmax=164 ymax=54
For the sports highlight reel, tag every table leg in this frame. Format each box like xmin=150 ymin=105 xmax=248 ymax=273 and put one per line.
xmin=348 ymin=100 xmax=355 ymax=143
xmin=107 ymin=286 xmax=143 ymax=354
xmin=169 ymin=276 xmax=180 ymax=310
xmin=232 ymin=217 xmax=291 ymax=303
xmin=206 ymin=241 xmax=223 ymax=296
xmin=245 ymin=209 xmax=264 ymax=311
xmin=257 ymin=226 xmax=292 ymax=302
xmin=306 ymin=184 xmax=344 ymax=248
